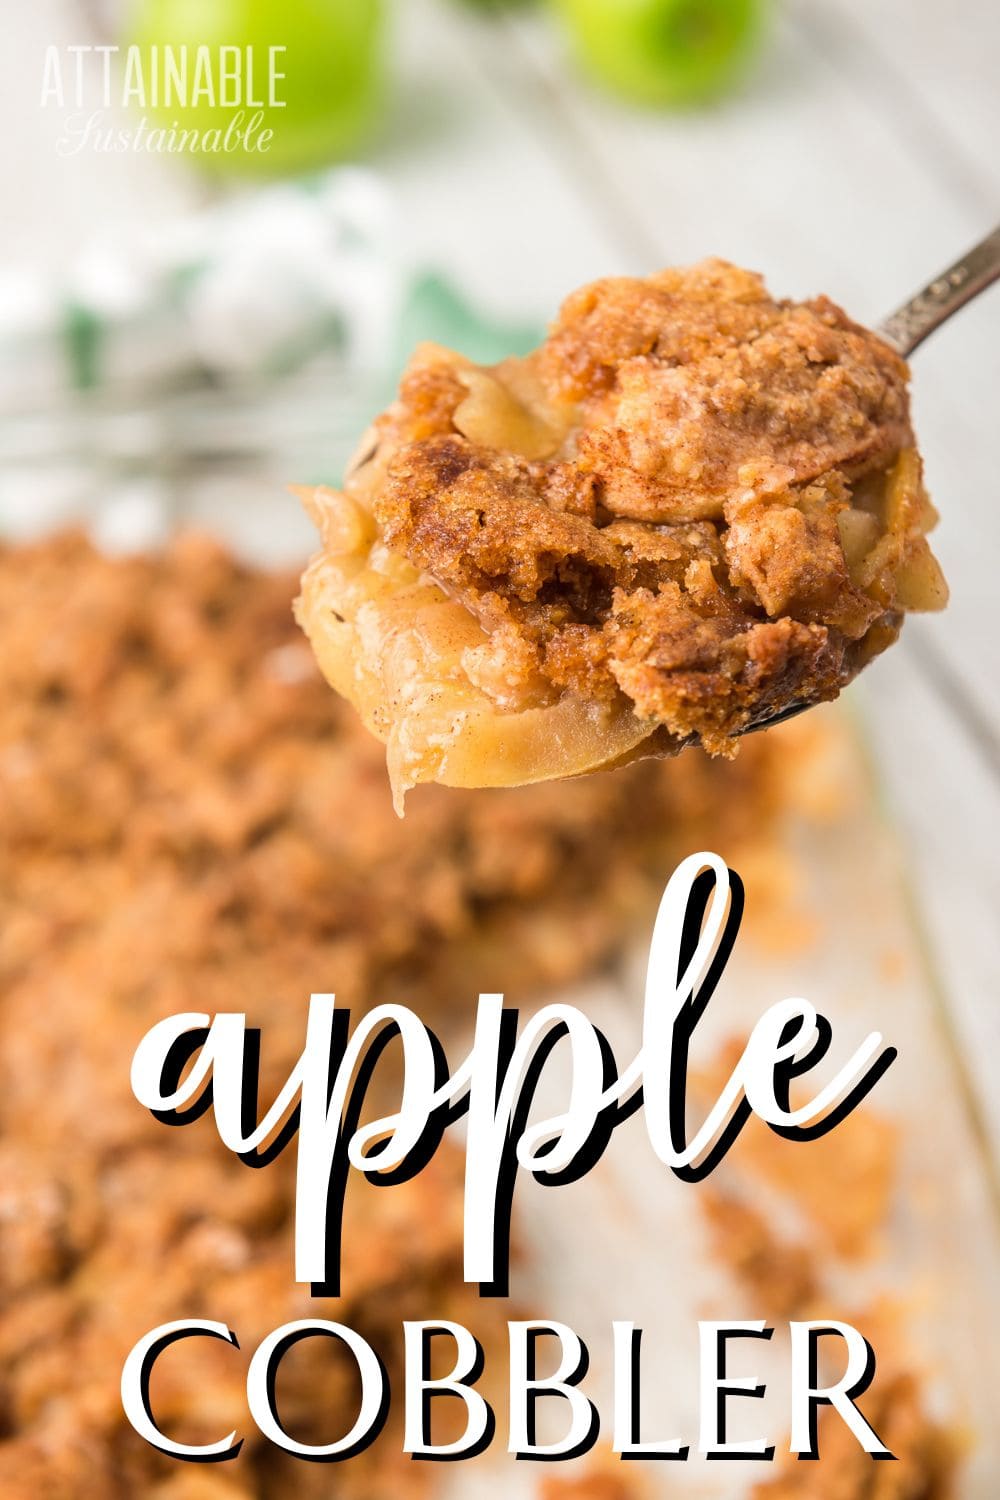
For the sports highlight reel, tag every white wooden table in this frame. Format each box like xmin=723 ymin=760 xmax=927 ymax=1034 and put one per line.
xmin=5 ymin=0 xmax=999 ymax=1166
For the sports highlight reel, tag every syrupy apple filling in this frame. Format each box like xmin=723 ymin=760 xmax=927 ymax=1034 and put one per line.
xmin=296 ymin=260 xmax=947 ymax=808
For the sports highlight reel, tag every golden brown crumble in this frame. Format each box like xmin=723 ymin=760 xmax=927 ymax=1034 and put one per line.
xmin=701 ymin=1190 xmax=821 ymax=1319
xmin=0 ymin=530 xmax=805 ymax=1496
xmin=696 ymin=1040 xmax=899 ymax=1263
xmin=697 ymin=1040 xmax=959 ymax=1497
xmin=0 ymin=532 xmax=960 ymax=1497
xmin=541 ymin=1456 xmax=650 ymax=1500
xmin=697 ymin=1086 xmax=894 ymax=1320
xmin=297 ymin=261 xmax=946 ymax=800
xmin=752 ymin=1351 xmax=960 ymax=1500
xmin=0 ymin=533 xmax=799 ymax=1018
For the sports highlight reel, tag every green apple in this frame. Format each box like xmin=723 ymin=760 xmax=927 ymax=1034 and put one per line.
xmin=552 ymin=0 xmax=765 ymax=107
xmin=452 ymin=0 xmax=535 ymax=9
xmin=125 ymin=0 xmax=383 ymax=177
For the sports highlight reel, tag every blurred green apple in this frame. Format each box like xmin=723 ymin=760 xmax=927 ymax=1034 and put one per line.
xmin=126 ymin=0 xmax=383 ymax=176
xmin=552 ymin=0 xmax=765 ymax=107
xmin=452 ymin=0 xmax=536 ymax=9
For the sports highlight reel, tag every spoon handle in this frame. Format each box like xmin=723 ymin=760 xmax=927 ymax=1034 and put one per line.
xmin=878 ymin=224 xmax=1000 ymax=358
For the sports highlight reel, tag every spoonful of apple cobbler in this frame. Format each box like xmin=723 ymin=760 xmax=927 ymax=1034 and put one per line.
xmin=296 ymin=228 xmax=999 ymax=810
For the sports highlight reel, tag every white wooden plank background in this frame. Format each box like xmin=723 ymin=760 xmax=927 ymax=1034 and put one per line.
xmin=4 ymin=0 xmax=999 ymax=1162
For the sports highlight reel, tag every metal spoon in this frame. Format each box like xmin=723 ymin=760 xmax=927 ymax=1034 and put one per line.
xmin=746 ymin=223 xmax=1000 ymax=736
xmin=878 ymin=222 xmax=1000 ymax=359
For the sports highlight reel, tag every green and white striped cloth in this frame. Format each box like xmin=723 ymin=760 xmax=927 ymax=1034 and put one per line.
xmin=0 ymin=168 xmax=541 ymax=562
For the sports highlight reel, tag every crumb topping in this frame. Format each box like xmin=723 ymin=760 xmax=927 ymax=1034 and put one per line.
xmin=354 ymin=261 xmax=945 ymax=753
xmin=752 ymin=1366 xmax=960 ymax=1499
xmin=0 ymin=531 xmax=793 ymax=1495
